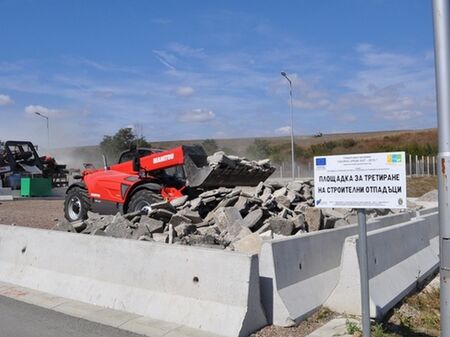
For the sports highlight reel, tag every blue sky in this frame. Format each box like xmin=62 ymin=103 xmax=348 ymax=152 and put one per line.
xmin=0 ymin=0 xmax=437 ymax=148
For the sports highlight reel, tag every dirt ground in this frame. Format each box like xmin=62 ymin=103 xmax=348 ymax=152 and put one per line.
xmin=250 ymin=307 xmax=338 ymax=337
xmin=0 ymin=199 xmax=64 ymax=229
xmin=407 ymin=176 xmax=438 ymax=198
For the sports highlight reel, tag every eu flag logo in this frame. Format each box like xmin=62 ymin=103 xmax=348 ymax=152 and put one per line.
xmin=316 ymin=158 xmax=326 ymax=166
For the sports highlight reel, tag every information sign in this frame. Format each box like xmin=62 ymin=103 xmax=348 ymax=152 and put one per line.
xmin=314 ymin=152 xmax=407 ymax=209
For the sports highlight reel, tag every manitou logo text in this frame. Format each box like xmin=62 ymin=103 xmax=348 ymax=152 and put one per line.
xmin=153 ymin=153 xmax=175 ymax=164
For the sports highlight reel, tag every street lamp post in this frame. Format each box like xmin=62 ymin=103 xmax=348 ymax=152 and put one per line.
xmin=281 ymin=71 xmax=296 ymax=180
xmin=34 ymin=112 xmax=50 ymax=151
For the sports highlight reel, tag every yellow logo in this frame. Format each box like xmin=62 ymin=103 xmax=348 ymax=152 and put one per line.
xmin=387 ymin=154 xmax=402 ymax=164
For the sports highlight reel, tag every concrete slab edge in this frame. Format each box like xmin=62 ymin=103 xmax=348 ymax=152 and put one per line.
xmin=306 ymin=318 xmax=357 ymax=337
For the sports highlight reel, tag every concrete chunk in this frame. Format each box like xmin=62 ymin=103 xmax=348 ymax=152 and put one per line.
xmin=268 ymin=218 xmax=294 ymax=236
xmin=139 ymin=216 xmax=164 ymax=233
xmin=189 ymin=197 xmax=202 ymax=211
xmin=334 ymin=219 xmax=350 ymax=228
xmin=198 ymin=226 xmax=220 ymax=236
xmin=148 ymin=209 xmax=174 ymax=222
xmin=53 ymin=221 xmax=76 ymax=233
xmin=207 ymin=152 xmax=236 ymax=168
xmin=152 ymin=233 xmax=169 ymax=243
xmin=214 ymin=196 xmax=239 ymax=209
xmin=71 ymin=220 xmax=87 ymax=233
xmin=169 ymin=214 xmax=192 ymax=227
xmin=273 ymin=187 xmax=287 ymax=198
xmin=292 ymin=214 xmax=306 ymax=230
xmin=323 ymin=217 xmax=337 ymax=229
xmin=178 ymin=209 xmax=203 ymax=223
xmin=150 ymin=201 xmax=177 ymax=212
xmin=170 ymin=195 xmax=188 ymax=208
xmin=275 ymin=195 xmax=291 ymax=208
xmin=323 ymin=208 xmax=346 ymax=219
xmin=104 ymin=218 xmax=132 ymax=238
xmin=233 ymin=233 xmax=263 ymax=255
xmin=174 ymin=223 xmax=198 ymax=237
xmin=305 ymin=207 xmax=323 ymax=232
xmin=286 ymin=181 xmax=303 ymax=192
xmin=243 ymin=209 xmax=264 ymax=229
xmin=214 ymin=207 xmax=243 ymax=232
xmin=131 ymin=223 xmax=152 ymax=239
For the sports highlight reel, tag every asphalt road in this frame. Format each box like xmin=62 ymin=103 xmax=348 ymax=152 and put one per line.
xmin=0 ymin=295 xmax=145 ymax=337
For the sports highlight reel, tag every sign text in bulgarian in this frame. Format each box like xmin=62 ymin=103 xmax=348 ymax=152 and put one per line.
xmin=314 ymin=152 xmax=407 ymax=209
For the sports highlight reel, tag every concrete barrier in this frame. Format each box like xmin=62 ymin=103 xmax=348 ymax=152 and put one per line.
xmin=0 ymin=225 xmax=267 ymax=337
xmin=325 ymin=212 xmax=439 ymax=318
xmin=419 ymin=205 xmax=439 ymax=216
xmin=423 ymin=211 xmax=440 ymax=258
xmin=259 ymin=210 xmax=420 ymax=327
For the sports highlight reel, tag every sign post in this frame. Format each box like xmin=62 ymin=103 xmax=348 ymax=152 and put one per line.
xmin=432 ymin=1 xmax=450 ymax=335
xmin=314 ymin=152 xmax=407 ymax=337
xmin=357 ymin=208 xmax=370 ymax=337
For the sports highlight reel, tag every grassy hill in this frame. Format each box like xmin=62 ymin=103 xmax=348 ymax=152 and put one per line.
xmin=51 ymin=128 xmax=438 ymax=169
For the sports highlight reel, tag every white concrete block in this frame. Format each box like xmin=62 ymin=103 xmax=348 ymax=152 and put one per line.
xmin=0 ymin=225 xmax=267 ymax=337
xmin=259 ymin=210 xmax=424 ymax=326
xmin=325 ymin=214 xmax=439 ymax=317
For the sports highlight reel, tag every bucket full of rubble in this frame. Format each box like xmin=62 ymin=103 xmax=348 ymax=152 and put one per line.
xmin=183 ymin=148 xmax=276 ymax=188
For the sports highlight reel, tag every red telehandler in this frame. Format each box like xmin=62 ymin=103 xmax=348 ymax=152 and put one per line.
xmin=64 ymin=145 xmax=274 ymax=221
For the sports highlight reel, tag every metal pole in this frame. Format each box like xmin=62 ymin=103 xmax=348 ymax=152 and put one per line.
xmin=433 ymin=156 xmax=436 ymax=176
xmin=432 ymin=1 xmax=450 ymax=334
xmin=421 ymin=157 xmax=424 ymax=176
xmin=409 ymin=154 xmax=412 ymax=176
xmin=290 ymin=86 xmax=295 ymax=180
xmin=34 ymin=112 xmax=50 ymax=151
xmin=415 ymin=155 xmax=418 ymax=176
xmin=357 ymin=209 xmax=371 ymax=337
xmin=46 ymin=117 xmax=50 ymax=150
xmin=281 ymin=72 xmax=296 ymax=180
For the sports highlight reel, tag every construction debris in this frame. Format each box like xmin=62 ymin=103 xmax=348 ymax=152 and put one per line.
xmin=55 ymin=179 xmax=411 ymax=253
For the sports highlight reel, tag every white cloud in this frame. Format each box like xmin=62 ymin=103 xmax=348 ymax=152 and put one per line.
xmin=0 ymin=94 xmax=13 ymax=105
xmin=169 ymin=43 xmax=205 ymax=58
xmin=176 ymin=86 xmax=195 ymax=97
xmin=179 ymin=109 xmax=215 ymax=123
xmin=24 ymin=105 xmax=66 ymax=117
xmin=153 ymin=50 xmax=177 ymax=71
xmin=335 ymin=83 xmax=431 ymax=122
xmin=356 ymin=43 xmax=416 ymax=68
xmin=338 ymin=114 xmax=357 ymax=123
xmin=275 ymin=126 xmax=291 ymax=134
xmin=292 ymin=98 xmax=329 ymax=110
xmin=383 ymin=109 xmax=423 ymax=121
xmin=278 ymin=74 xmax=331 ymax=110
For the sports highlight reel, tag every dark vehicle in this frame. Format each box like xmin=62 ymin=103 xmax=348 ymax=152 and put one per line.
xmin=0 ymin=140 xmax=69 ymax=189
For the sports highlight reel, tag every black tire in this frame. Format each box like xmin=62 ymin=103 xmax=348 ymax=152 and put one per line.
xmin=64 ymin=187 xmax=90 ymax=222
xmin=127 ymin=189 xmax=162 ymax=214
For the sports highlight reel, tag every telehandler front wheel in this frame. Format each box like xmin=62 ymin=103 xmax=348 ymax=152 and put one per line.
xmin=64 ymin=187 xmax=90 ymax=222
xmin=127 ymin=189 xmax=162 ymax=214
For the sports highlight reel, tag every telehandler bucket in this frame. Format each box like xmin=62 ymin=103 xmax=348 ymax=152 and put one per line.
xmin=182 ymin=146 xmax=275 ymax=188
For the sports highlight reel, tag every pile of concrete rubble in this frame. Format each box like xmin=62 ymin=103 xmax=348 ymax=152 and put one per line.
xmin=54 ymin=179 xmax=405 ymax=254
